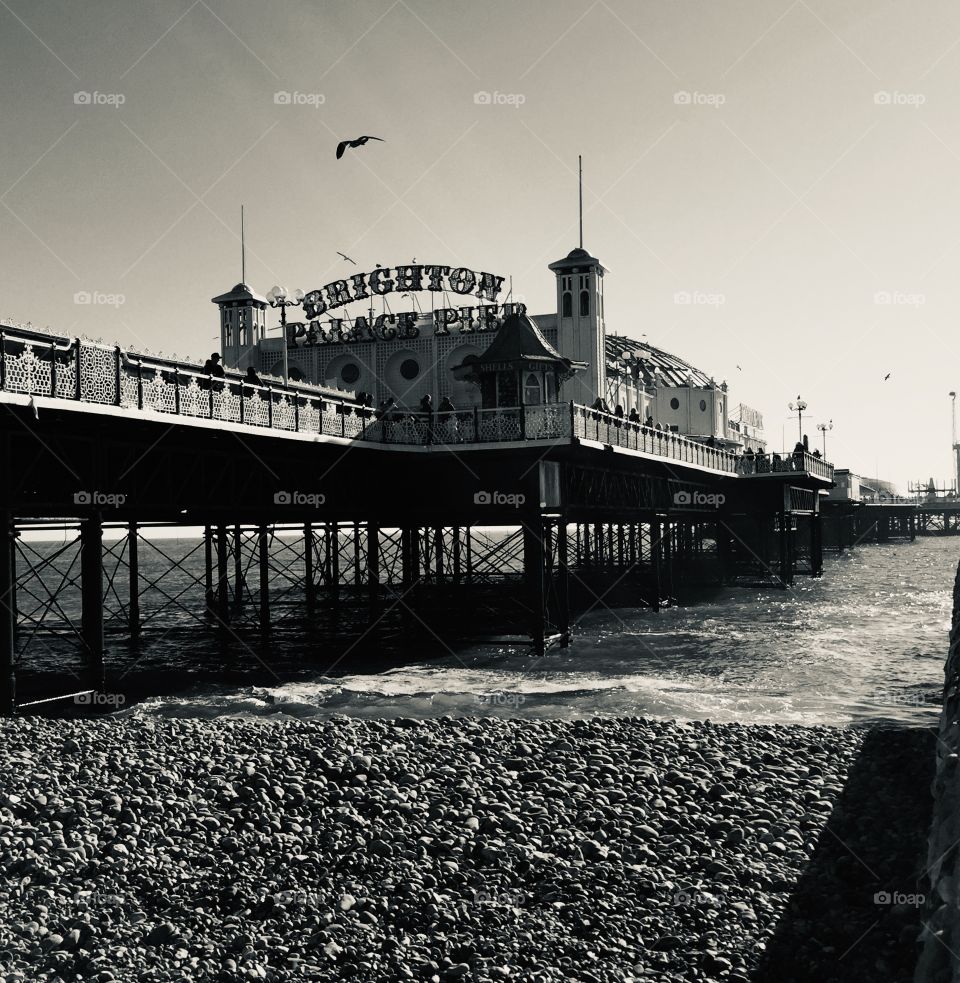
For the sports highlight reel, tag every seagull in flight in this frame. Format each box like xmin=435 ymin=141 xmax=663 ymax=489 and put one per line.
xmin=884 ymin=372 xmax=891 ymax=380
xmin=736 ymin=364 xmax=742 ymax=371
xmin=337 ymin=251 xmax=357 ymax=265
xmin=336 ymin=135 xmax=385 ymax=159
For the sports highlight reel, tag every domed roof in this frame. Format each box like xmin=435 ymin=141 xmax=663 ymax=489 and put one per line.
xmin=607 ymin=334 xmax=714 ymax=387
xmin=211 ymin=282 xmax=268 ymax=305
xmin=548 ymin=246 xmax=606 ymax=273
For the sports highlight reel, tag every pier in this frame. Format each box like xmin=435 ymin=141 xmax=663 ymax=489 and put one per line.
xmin=0 ymin=325 xmax=835 ymax=713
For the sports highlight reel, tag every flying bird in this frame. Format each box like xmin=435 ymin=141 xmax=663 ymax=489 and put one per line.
xmin=884 ymin=373 xmax=891 ymax=381
xmin=336 ymin=135 xmax=384 ymax=159
xmin=337 ymin=252 xmax=357 ymax=265
xmin=736 ymin=365 xmax=742 ymax=371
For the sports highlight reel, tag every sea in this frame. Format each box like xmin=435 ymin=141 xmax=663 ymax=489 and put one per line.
xmin=17 ymin=532 xmax=958 ymax=729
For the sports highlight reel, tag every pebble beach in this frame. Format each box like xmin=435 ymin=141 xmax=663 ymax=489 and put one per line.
xmin=0 ymin=716 xmax=933 ymax=982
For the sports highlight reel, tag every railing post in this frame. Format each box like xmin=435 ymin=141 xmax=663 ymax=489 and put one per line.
xmin=136 ymin=359 xmax=144 ymax=410
xmin=50 ymin=341 xmax=57 ymax=397
xmin=75 ymin=340 xmax=82 ymax=401
xmin=267 ymin=385 xmax=273 ymax=428
xmin=239 ymin=385 xmax=245 ymax=424
xmin=208 ymin=375 xmax=215 ymax=419
xmin=294 ymin=391 xmax=299 ymax=432
xmin=519 ymin=403 xmax=526 ymax=440
xmin=173 ymin=367 xmax=180 ymax=414
xmin=569 ymin=401 xmax=575 ymax=440
xmin=473 ymin=405 xmax=480 ymax=442
xmin=0 ymin=330 xmax=5 ymax=391
xmin=114 ymin=346 xmax=122 ymax=405
xmin=0 ymin=511 xmax=16 ymax=715
xmin=341 ymin=403 xmax=346 ymax=438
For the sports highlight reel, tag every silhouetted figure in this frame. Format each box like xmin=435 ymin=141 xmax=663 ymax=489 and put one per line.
xmin=244 ymin=365 xmax=262 ymax=387
xmin=439 ymin=395 xmax=455 ymax=412
xmin=628 ymin=407 xmax=640 ymax=424
xmin=420 ymin=393 xmax=433 ymax=445
xmin=645 ymin=414 xmax=654 ymax=428
xmin=204 ymin=353 xmax=225 ymax=377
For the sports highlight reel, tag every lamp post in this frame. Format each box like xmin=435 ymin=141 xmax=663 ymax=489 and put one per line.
xmin=266 ymin=286 xmax=304 ymax=385
xmin=816 ymin=420 xmax=833 ymax=457
xmin=788 ymin=395 xmax=807 ymax=444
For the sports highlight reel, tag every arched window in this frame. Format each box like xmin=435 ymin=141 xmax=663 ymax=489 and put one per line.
xmin=579 ymin=290 xmax=590 ymax=317
xmin=562 ymin=292 xmax=572 ymax=318
xmin=524 ymin=373 xmax=542 ymax=405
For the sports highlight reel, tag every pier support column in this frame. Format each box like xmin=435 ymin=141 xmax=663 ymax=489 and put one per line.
xmin=128 ymin=521 xmax=140 ymax=638
xmin=650 ymin=519 xmax=663 ymax=612
xmin=0 ymin=513 xmax=16 ymax=716
xmin=777 ymin=513 xmax=793 ymax=588
xmin=303 ymin=522 xmax=316 ymax=614
xmin=258 ymin=524 xmax=270 ymax=632
xmin=216 ymin=523 xmax=229 ymax=626
xmin=556 ymin=520 xmax=571 ymax=647
xmin=80 ymin=514 xmax=105 ymax=695
xmin=328 ymin=523 xmax=340 ymax=610
xmin=233 ymin=525 xmax=243 ymax=608
xmin=523 ymin=519 xmax=547 ymax=656
xmin=452 ymin=526 xmax=462 ymax=584
xmin=811 ymin=512 xmax=823 ymax=577
xmin=204 ymin=525 xmax=214 ymax=614
xmin=367 ymin=522 xmax=380 ymax=612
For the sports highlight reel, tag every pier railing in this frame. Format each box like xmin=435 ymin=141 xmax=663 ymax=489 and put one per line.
xmin=737 ymin=450 xmax=834 ymax=481
xmin=571 ymin=405 xmax=739 ymax=472
xmin=0 ymin=329 xmax=833 ymax=481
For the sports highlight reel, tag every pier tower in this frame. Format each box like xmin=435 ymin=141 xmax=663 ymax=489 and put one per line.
xmin=548 ymin=247 xmax=607 ymax=405
xmin=212 ymin=282 xmax=268 ymax=371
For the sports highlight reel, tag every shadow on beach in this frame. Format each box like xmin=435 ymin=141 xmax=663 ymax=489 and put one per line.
xmin=753 ymin=726 xmax=935 ymax=983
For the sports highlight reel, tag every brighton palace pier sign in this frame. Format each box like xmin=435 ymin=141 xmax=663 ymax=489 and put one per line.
xmin=287 ymin=264 xmax=525 ymax=346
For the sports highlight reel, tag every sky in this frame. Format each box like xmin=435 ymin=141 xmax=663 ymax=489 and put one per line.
xmin=2 ymin=0 xmax=960 ymax=488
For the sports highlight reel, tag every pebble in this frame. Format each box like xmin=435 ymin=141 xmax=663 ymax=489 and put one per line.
xmin=0 ymin=715 xmax=894 ymax=982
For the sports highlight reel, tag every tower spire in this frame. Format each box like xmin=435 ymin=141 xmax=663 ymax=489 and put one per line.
xmin=241 ymin=205 xmax=246 ymax=283
xmin=578 ymin=155 xmax=583 ymax=249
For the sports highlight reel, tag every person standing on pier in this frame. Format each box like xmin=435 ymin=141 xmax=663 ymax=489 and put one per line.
xmin=438 ymin=395 xmax=457 ymax=443
xmin=420 ymin=393 xmax=434 ymax=444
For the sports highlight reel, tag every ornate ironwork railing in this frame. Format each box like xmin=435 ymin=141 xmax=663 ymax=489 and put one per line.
xmin=737 ymin=450 xmax=834 ymax=481
xmin=0 ymin=327 xmax=834 ymax=481
xmin=571 ymin=405 xmax=740 ymax=473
